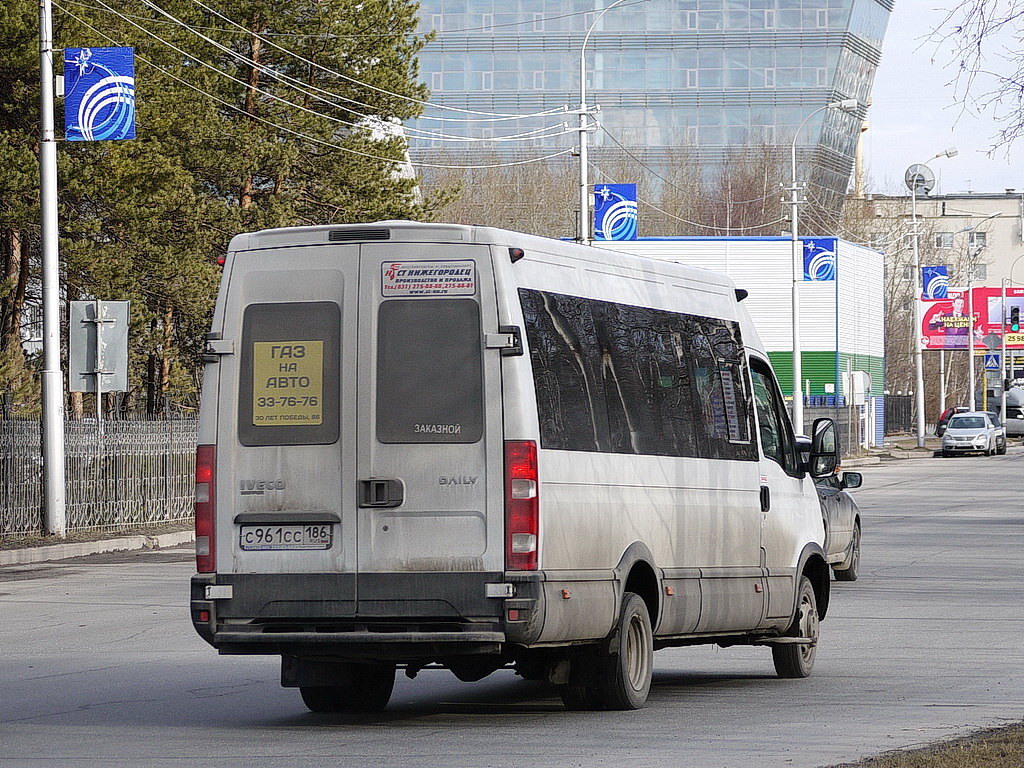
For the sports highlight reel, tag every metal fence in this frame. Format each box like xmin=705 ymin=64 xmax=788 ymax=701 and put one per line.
xmin=1 ymin=416 xmax=197 ymax=538
xmin=885 ymin=395 xmax=914 ymax=435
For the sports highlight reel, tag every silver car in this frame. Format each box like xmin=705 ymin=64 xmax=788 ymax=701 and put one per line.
xmin=941 ymin=412 xmax=1007 ymax=456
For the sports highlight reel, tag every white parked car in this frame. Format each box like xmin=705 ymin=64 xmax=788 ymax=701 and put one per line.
xmin=941 ymin=412 xmax=1006 ymax=457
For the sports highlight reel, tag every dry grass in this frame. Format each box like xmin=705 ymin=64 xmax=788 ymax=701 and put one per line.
xmin=834 ymin=725 xmax=1024 ymax=768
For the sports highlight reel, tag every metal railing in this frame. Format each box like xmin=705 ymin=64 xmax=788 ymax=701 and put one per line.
xmin=1 ymin=416 xmax=197 ymax=538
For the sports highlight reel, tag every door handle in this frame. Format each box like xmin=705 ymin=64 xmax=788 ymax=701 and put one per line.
xmin=760 ymin=485 xmax=771 ymax=513
xmin=360 ymin=479 xmax=404 ymax=508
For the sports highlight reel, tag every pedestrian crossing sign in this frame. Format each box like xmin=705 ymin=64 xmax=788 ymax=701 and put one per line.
xmin=985 ymin=353 xmax=1001 ymax=370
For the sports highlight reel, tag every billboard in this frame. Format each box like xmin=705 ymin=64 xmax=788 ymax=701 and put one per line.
xmin=594 ymin=184 xmax=637 ymax=241
xmin=64 ymin=47 xmax=136 ymax=142
xmin=920 ymin=287 xmax=972 ymax=350
xmin=920 ymin=286 xmax=1024 ymax=350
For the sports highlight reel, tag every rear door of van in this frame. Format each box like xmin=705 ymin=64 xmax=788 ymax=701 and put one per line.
xmin=355 ymin=243 xmax=506 ymax=614
xmin=216 ymin=245 xmax=359 ymax=598
xmin=215 ymin=238 xmax=504 ymax=623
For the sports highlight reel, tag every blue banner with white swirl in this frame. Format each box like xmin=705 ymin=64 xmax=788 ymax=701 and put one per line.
xmin=594 ymin=184 xmax=638 ymax=241
xmin=922 ymin=265 xmax=949 ymax=299
xmin=64 ymin=47 xmax=136 ymax=142
xmin=802 ymin=237 xmax=837 ymax=281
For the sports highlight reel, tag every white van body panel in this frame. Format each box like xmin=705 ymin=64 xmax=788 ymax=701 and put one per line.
xmin=192 ymin=221 xmax=827 ymax=664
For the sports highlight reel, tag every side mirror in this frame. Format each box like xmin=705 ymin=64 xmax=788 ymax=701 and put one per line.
xmin=840 ymin=471 xmax=863 ymax=490
xmin=808 ymin=418 xmax=839 ymax=478
xmin=795 ymin=435 xmax=811 ymax=467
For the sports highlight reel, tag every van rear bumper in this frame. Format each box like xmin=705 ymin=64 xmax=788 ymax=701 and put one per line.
xmin=191 ymin=572 xmax=544 ymax=657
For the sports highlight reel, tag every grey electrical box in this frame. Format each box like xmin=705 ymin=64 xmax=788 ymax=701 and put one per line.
xmin=69 ymin=301 xmax=130 ymax=393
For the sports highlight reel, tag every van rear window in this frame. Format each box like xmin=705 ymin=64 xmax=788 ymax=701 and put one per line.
xmin=238 ymin=302 xmax=341 ymax=446
xmin=376 ymin=299 xmax=483 ymax=444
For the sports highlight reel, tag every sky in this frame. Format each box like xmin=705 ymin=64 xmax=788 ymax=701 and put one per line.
xmin=865 ymin=0 xmax=1024 ymax=195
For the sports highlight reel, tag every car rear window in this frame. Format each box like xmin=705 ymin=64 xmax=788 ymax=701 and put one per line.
xmin=238 ymin=302 xmax=341 ymax=446
xmin=376 ymin=299 xmax=483 ymax=444
xmin=949 ymin=416 xmax=985 ymax=429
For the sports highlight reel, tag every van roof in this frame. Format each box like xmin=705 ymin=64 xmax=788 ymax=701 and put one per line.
xmin=228 ymin=221 xmax=739 ymax=293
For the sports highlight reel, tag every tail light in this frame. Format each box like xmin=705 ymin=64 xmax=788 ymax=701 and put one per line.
xmin=505 ymin=440 xmax=538 ymax=571
xmin=195 ymin=444 xmax=216 ymax=573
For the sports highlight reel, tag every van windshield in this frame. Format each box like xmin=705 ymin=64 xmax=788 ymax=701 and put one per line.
xmin=949 ymin=416 xmax=985 ymax=429
xmin=376 ymin=299 xmax=483 ymax=443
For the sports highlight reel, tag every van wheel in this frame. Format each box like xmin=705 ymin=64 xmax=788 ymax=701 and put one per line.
xmin=998 ymin=442 xmax=1007 ymax=455
xmin=598 ymin=592 xmax=654 ymax=710
xmin=299 ymin=663 xmax=396 ymax=713
xmin=772 ymin=576 xmax=819 ymax=679
xmin=833 ymin=522 xmax=860 ymax=582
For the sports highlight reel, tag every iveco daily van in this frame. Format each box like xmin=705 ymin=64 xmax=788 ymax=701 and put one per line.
xmin=191 ymin=222 xmax=839 ymax=712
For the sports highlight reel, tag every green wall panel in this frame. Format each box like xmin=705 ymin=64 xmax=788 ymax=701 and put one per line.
xmin=766 ymin=351 xmax=884 ymax=398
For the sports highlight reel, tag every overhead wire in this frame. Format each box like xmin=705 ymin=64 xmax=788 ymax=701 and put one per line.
xmin=55 ymin=2 xmax=579 ymax=170
xmin=63 ymin=0 xmax=652 ymax=39
xmin=590 ymin=162 xmax=787 ymax=233
xmin=598 ymin=125 xmax=778 ymax=207
xmin=81 ymin=0 xmax=577 ymax=144
xmin=177 ymin=0 xmax=573 ymax=121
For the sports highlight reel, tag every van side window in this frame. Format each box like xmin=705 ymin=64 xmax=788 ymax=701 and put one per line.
xmin=520 ymin=288 xmax=756 ymax=461
xmin=750 ymin=359 xmax=800 ymax=476
xmin=376 ymin=299 xmax=483 ymax=444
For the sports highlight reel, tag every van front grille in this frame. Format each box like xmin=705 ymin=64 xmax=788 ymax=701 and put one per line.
xmin=328 ymin=228 xmax=391 ymax=242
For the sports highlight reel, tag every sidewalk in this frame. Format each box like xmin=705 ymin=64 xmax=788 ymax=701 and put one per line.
xmin=0 ymin=526 xmax=194 ymax=566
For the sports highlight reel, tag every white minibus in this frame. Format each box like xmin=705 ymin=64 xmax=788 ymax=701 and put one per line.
xmin=191 ymin=222 xmax=839 ymax=711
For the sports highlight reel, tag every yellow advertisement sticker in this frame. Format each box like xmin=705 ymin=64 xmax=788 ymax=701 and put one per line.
xmin=252 ymin=341 xmax=324 ymax=426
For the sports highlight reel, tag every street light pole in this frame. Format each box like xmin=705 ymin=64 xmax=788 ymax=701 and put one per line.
xmin=907 ymin=147 xmax=957 ymax=447
xmin=967 ymin=251 xmax=976 ymax=411
xmin=1002 ymin=277 xmax=1008 ymax=423
xmin=39 ymin=0 xmax=67 ymax=537
xmin=910 ymin=181 xmax=926 ymax=446
xmin=1003 ymin=254 xmax=1024 ymax=423
xmin=788 ymin=98 xmax=858 ymax=434
xmin=577 ymin=0 xmax=640 ymax=246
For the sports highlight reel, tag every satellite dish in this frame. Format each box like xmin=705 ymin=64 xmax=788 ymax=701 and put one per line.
xmin=905 ymin=163 xmax=936 ymax=195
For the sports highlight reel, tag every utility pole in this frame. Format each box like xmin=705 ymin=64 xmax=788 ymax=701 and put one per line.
xmin=576 ymin=0 xmax=640 ymax=246
xmin=910 ymin=182 xmax=926 ymax=447
xmin=787 ymin=167 xmax=804 ymax=433
xmin=967 ymin=259 xmax=976 ymax=411
xmin=39 ymin=0 xmax=67 ymax=536
xmin=1002 ymin=278 xmax=1009 ymax=424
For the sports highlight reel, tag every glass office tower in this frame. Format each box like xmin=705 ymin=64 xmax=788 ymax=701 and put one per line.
xmin=410 ymin=0 xmax=891 ymax=201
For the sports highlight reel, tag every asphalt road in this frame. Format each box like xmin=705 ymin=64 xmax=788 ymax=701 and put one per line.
xmin=1 ymin=450 xmax=1022 ymax=768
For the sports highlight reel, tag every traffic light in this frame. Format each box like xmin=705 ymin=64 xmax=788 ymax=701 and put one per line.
xmin=1011 ymin=306 xmax=1021 ymax=333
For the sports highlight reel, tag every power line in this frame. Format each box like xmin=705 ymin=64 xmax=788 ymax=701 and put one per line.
xmin=177 ymin=0 xmax=574 ymax=121
xmin=55 ymin=3 xmax=579 ymax=170
xmin=423 ymin=0 xmax=653 ymax=36
xmin=80 ymin=0 xmax=576 ymax=144
xmin=62 ymin=0 xmax=650 ymax=39
xmin=598 ymin=125 xmax=777 ymax=207
xmin=589 ymin=162 xmax=786 ymax=234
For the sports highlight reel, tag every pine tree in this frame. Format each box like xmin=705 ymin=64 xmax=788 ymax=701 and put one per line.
xmin=0 ymin=0 xmax=440 ymax=412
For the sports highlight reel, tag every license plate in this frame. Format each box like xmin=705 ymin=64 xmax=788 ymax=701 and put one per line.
xmin=238 ymin=524 xmax=333 ymax=551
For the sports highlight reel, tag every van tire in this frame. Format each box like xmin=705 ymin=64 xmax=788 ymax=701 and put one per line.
xmin=597 ymin=592 xmax=654 ymax=710
xmin=833 ymin=522 xmax=860 ymax=582
xmin=772 ymin=575 xmax=819 ymax=679
xmin=299 ymin=663 xmax=396 ymax=713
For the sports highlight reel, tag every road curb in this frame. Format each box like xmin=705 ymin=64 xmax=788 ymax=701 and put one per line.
xmin=842 ymin=456 xmax=882 ymax=467
xmin=0 ymin=530 xmax=194 ymax=566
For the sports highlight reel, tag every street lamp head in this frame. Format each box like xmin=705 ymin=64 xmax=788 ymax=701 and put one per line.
xmin=940 ymin=147 xmax=958 ymax=159
xmin=830 ymin=99 xmax=859 ymax=113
